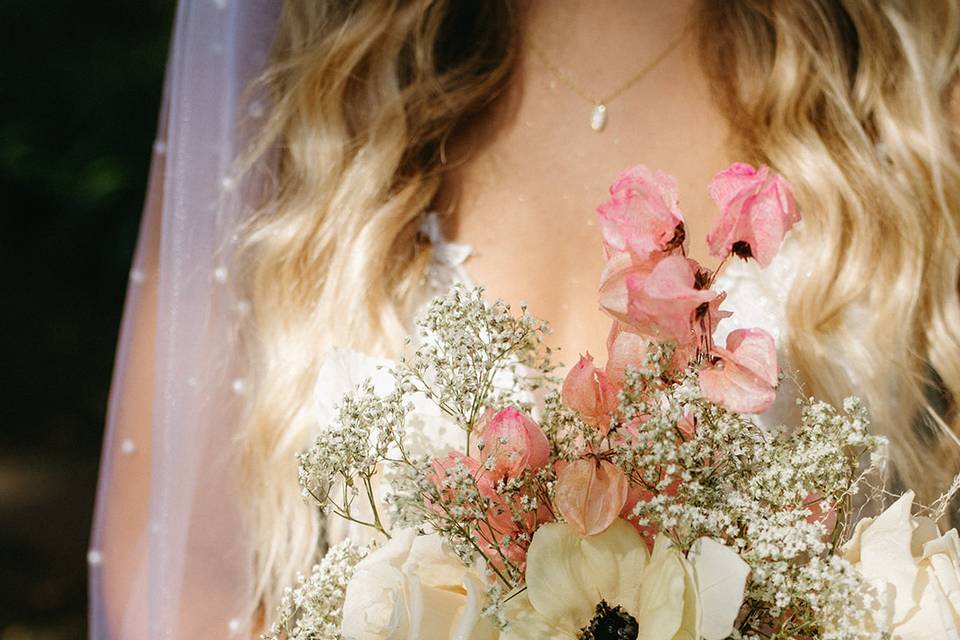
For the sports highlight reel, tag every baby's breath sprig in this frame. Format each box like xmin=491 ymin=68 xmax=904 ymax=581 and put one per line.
xmin=298 ymin=381 xmax=408 ymax=538
xmin=595 ymin=350 xmax=888 ymax=637
xmin=263 ymin=540 xmax=367 ymax=640
xmin=402 ymin=284 xmax=557 ymax=452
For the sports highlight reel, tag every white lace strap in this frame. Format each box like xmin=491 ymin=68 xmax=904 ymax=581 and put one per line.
xmin=419 ymin=211 xmax=474 ymax=268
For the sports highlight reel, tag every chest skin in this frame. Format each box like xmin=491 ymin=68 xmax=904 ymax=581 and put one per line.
xmin=434 ymin=17 xmax=739 ymax=366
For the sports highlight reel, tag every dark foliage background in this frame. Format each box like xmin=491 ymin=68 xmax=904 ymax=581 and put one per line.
xmin=1 ymin=2 xmax=174 ymax=637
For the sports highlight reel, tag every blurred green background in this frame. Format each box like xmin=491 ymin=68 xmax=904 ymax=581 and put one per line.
xmin=1 ymin=2 xmax=174 ymax=637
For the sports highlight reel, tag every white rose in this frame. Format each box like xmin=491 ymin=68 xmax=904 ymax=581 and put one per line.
xmin=341 ymin=529 xmax=496 ymax=640
xmin=843 ymin=491 xmax=960 ymax=638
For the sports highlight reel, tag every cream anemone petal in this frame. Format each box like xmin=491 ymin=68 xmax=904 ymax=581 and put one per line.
xmin=677 ymin=552 xmax=701 ymax=640
xmin=525 ymin=519 xmax=650 ymax=631
xmin=501 ymin=592 xmax=575 ymax=640
xmin=634 ymin=535 xmax=687 ymax=640
xmin=689 ymin=537 xmax=750 ymax=640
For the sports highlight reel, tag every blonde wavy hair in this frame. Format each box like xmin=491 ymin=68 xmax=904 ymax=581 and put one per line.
xmin=236 ymin=0 xmax=960 ymax=625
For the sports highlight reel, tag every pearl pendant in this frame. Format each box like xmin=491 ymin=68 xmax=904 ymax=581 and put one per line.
xmin=590 ymin=104 xmax=608 ymax=132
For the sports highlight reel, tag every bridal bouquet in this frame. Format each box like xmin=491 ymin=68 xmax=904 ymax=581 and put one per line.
xmin=267 ymin=164 xmax=960 ymax=640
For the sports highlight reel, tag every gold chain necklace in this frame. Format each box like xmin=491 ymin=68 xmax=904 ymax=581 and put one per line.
xmin=529 ymin=20 xmax=694 ymax=132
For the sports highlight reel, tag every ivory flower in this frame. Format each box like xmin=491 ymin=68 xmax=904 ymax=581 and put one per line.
xmin=341 ymin=529 xmax=496 ymax=640
xmin=698 ymin=328 xmax=779 ymax=414
xmin=596 ymin=164 xmax=686 ymax=261
xmin=843 ymin=491 xmax=960 ymax=638
xmin=502 ymin=520 xmax=748 ymax=640
xmin=706 ymin=162 xmax=799 ymax=267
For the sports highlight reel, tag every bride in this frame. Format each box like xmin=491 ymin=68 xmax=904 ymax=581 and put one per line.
xmin=89 ymin=0 xmax=960 ymax=637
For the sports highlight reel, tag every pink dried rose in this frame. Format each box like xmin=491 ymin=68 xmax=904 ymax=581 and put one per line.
xmin=706 ymin=162 xmax=800 ymax=267
xmin=480 ymin=407 xmax=550 ymax=480
xmin=625 ymin=255 xmax=718 ymax=344
xmin=555 ymin=458 xmax=629 ymax=537
xmin=561 ymin=352 xmax=620 ymax=433
xmin=596 ymin=165 xmax=687 ymax=261
xmin=699 ymin=327 xmax=779 ymax=414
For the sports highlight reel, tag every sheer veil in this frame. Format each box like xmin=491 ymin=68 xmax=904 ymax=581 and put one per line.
xmin=89 ymin=1 xmax=281 ymax=637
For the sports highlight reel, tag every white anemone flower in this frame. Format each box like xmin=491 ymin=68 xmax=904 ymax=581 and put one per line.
xmin=502 ymin=519 xmax=749 ymax=640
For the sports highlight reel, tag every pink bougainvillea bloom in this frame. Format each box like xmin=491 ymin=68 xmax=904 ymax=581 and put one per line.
xmin=561 ymin=352 xmax=620 ymax=433
xmin=706 ymin=162 xmax=800 ymax=267
xmin=625 ymin=255 xmax=718 ymax=344
xmin=692 ymin=290 xmax=732 ymax=346
xmin=597 ymin=250 xmax=654 ymax=324
xmin=472 ymin=406 xmax=496 ymax=437
xmin=596 ymin=165 xmax=687 ymax=261
xmin=555 ymin=458 xmax=629 ymax=537
xmin=699 ymin=328 xmax=779 ymax=414
xmin=604 ymin=322 xmax=652 ymax=386
xmin=480 ymin=407 xmax=550 ymax=480
xmin=427 ymin=451 xmax=498 ymax=524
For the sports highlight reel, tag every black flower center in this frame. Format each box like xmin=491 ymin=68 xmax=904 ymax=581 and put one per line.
xmin=694 ymin=301 xmax=710 ymax=321
xmin=664 ymin=222 xmax=686 ymax=252
xmin=578 ymin=600 xmax=639 ymax=640
xmin=731 ymin=240 xmax=753 ymax=259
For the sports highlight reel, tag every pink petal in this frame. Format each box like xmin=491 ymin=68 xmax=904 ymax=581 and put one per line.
xmin=621 ymin=482 xmax=658 ymax=549
xmin=699 ymin=362 xmax=776 ymax=414
xmin=598 ymin=251 xmax=653 ymax=324
xmin=593 ymin=370 xmax=620 ymax=435
xmin=562 ymin=352 xmax=620 ymax=433
xmin=725 ymin=328 xmax=779 ymax=387
xmin=481 ymin=407 xmax=550 ymax=478
xmin=429 ymin=451 xmax=489 ymax=506
xmin=562 ymin=353 xmax=601 ymax=418
xmin=605 ymin=323 xmax=648 ymax=386
xmin=708 ymin=163 xmax=765 ymax=212
xmin=596 ymin=165 xmax=686 ymax=261
xmin=706 ymin=163 xmax=799 ymax=267
xmin=626 ymin=255 xmax=716 ymax=343
xmin=698 ymin=329 xmax=779 ymax=414
xmin=555 ymin=459 xmax=629 ymax=537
